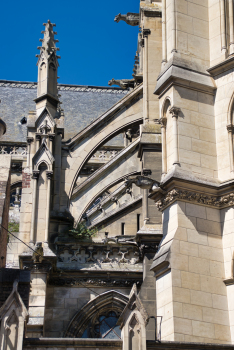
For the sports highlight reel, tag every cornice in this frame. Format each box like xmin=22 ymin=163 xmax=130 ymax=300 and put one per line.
xmin=154 ymin=56 xmax=216 ymax=97
xmin=154 ymin=187 xmax=234 ymax=211
xmin=0 ymin=80 xmax=128 ymax=94
xmin=154 ymin=64 xmax=216 ymax=97
xmin=207 ymin=55 xmax=234 ymax=77
xmin=150 ymin=175 xmax=234 ymax=211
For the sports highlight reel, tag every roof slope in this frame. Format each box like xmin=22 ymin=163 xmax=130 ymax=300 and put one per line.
xmin=0 ymin=80 xmax=127 ymax=143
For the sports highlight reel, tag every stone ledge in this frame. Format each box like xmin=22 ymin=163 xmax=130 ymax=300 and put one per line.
xmin=23 ymin=337 xmax=122 ymax=348
xmin=147 ymin=341 xmax=234 ymax=349
xmin=154 ymin=65 xmax=216 ymax=97
xmin=0 ymin=80 xmax=127 ymax=94
xmin=207 ymin=55 xmax=234 ymax=77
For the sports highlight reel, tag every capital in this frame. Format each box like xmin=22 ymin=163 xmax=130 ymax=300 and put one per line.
xmin=36 ymin=134 xmax=41 ymax=141
xmin=227 ymin=124 xmax=234 ymax=133
xmin=169 ymin=106 xmax=181 ymax=118
xmin=159 ymin=117 xmax=167 ymax=128
xmin=143 ymin=169 xmax=152 ymax=176
xmin=27 ymin=137 xmax=34 ymax=144
xmin=140 ymin=38 xmax=144 ymax=47
xmin=46 ymin=171 xmax=53 ymax=180
xmin=32 ymin=170 xmax=40 ymax=180
xmin=143 ymin=29 xmax=151 ymax=37
xmin=49 ymin=134 xmax=55 ymax=141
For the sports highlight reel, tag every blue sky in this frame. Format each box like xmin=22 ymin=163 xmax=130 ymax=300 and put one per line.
xmin=1 ymin=0 xmax=139 ymax=86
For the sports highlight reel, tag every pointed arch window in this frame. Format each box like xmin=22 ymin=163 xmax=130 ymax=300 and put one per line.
xmin=92 ymin=311 xmax=121 ymax=339
xmin=65 ymin=290 xmax=128 ymax=339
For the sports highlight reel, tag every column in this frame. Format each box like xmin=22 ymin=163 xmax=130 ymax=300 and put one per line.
xmin=171 ymin=0 xmax=177 ymax=53
xmin=142 ymin=169 xmax=151 ymax=224
xmin=45 ymin=171 xmax=53 ymax=243
xmin=162 ymin=0 xmax=167 ymax=64
xmin=229 ymin=0 xmax=234 ymax=54
xmin=49 ymin=134 xmax=55 ymax=153
xmin=26 ymin=137 xmax=33 ymax=168
xmin=30 ymin=170 xmax=40 ymax=243
xmin=53 ymin=132 xmax=62 ymax=211
xmin=169 ymin=107 xmax=180 ymax=166
xmin=36 ymin=134 xmax=41 ymax=151
xmin=220 ymin=0 xmax=227 ymax=53
xmin=160 ymin=118 xmax=167 ymax=175
xmin=143 ymin=29 xmax=151 ymax=124
xmin=227 ymin=124 xmax=234 ymax=172
xmin=143 ymin=189 xmax=149 ymax=224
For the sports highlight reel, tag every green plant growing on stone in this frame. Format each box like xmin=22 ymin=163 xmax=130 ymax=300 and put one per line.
xmin=8 ymin=221 xmax=19 ymax=233
xmin=69 ymin=222 xmax=97 ymax=240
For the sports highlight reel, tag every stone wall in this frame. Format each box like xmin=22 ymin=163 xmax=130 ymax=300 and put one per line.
xmin=0 ymin=268 xmax=30 ymax=308
xmin=0 ymin=155 xmax=11 ymax=268
xmin=44 ymin=286 xmax=130 ymax=337
xmin=154 ymin=201 xmax=230 ymax=343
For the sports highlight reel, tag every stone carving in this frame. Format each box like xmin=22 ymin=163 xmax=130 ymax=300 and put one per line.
xmin=0 ymin=144 xmax=27 ymax=156
xmin=98 ymin=150 xmax=107 ymax=159
xmin=38 ymin=20 xmax=59 ymax=56
xmin=108 ymin=78 xmax=135 ymax=89
xmin=138 ymin=243 xmax=158 ymax=260
xmin=114 ymin=13 xmax=140 ymax=26
xmin=169 ymin=106 xmax=181 ymax=118
xmin=48 ymin=276 xmax=142 ymax=288
xmin=57 ymin=244 xmax=140 ymax=265
xmin=125 ymin=175 xmax=160 ymax=191
xmin=155 ymin=188 xmax=234 ymax=211
xmin=11 ymin=163 xmax=23 ymax=173
xmin=91 ymin=148 xmax=120 ymax=161
xmin=143 ymin=28 xmax=151 ymax=37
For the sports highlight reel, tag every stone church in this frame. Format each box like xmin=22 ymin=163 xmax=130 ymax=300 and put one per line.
xmin=1 ymin=0 xmax=234 ymax=349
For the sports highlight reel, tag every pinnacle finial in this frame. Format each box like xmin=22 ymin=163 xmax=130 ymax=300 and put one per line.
xmin=38 ymin=20 xmax=59 ymax=54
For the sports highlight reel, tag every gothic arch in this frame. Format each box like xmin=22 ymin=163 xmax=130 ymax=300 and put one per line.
xmin=161 ymin=96 xmax=171 ymax=119
xmin=68 ymin=118 xmax=142 ymax=203
xmin=227 ymin=91 xmax=234 ymax=125
xmin=64 ymin=290 xmax=128 ymax=338
xmin=76 ymin=170 xmax=141 ymax=223
xmin=62 ymin=84 xmax=143 ymax=207
xmin=226 ymin=92 xmax=234 ymax=172
xmin=32 ymin=143 xmax=54 ymax=172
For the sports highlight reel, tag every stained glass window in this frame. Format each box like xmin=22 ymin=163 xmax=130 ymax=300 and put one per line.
xmin=94 ymin=311 xmax=121 ymax=339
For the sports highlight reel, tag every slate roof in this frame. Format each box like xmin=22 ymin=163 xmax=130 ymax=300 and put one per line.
xmin=0 ymin=80 xmax=128 ymax=144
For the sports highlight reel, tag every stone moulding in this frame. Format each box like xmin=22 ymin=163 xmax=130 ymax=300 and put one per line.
xmin=64 ymin=290 xmax=128 ymax=338
xmin=48 ymin=275 xmax=142 ymax=288
xmin=207 ymin=55 xmax=234 ymax=76
xmin=23 ymin=338 xmax=122 ymax=348
xmin=154 ymin=187 xmax=234 ymax=211
xmin=0 ymin=80 xmax=127 ymax=94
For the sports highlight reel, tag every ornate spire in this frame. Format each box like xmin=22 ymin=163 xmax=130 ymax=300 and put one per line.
xmin=35 ymin=20 xmax=60 ymax=106
xmin=37 ymin=20 xmax=60 ymax=57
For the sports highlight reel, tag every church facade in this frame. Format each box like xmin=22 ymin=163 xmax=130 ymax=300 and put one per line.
xmin=1 ymin=0 xmax=234 ymax=349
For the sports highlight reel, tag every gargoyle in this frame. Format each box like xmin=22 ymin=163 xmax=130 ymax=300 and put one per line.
xmin=114 ymin=13 xmax=140 ymax=26
xmin=32 ymin=242 xmax=44 ymax=263
xmin=108 ymin=78 xmax=135 ymax=89
xmin=124 ymin=175 xmax=161 ymax=192
xmin=102 ymin=236 xmax=137 ymax=246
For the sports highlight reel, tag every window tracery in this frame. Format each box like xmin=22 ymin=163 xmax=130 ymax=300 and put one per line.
xmin=81 ymin=310 xmax=121 ymax=339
